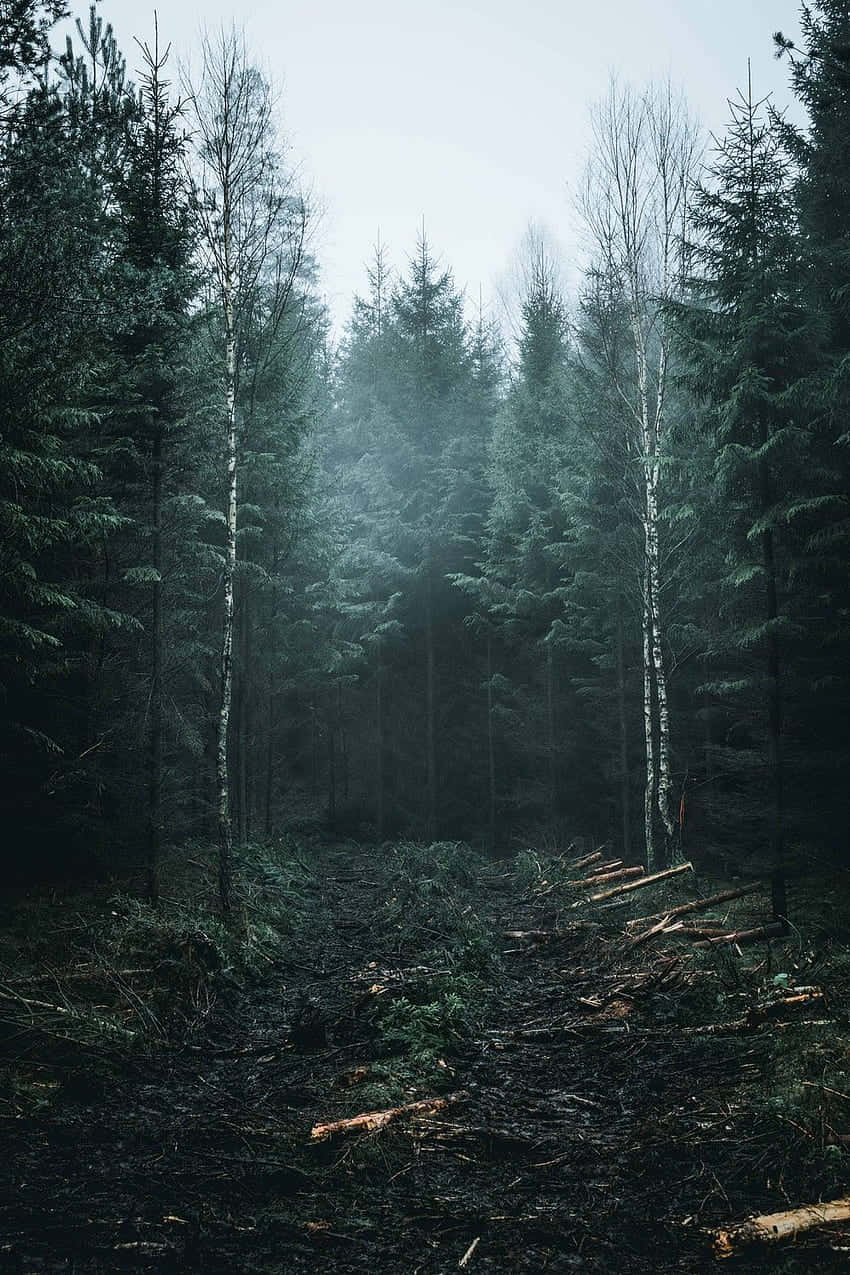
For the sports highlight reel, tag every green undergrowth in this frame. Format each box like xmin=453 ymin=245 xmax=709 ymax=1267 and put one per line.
xmin=0 ymin=839 xmax=331 ymax=1111
xmin=379 ymin=839 xmax=500 ymax=971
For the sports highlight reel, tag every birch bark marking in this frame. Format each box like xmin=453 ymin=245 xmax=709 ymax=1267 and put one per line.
xmin=187 ymin=29 xmax=288 ymax=910
xmin=217 ymin=252 xmax=237 ymax=910
xmin=581 ymin=78 xmax=699 ymax=868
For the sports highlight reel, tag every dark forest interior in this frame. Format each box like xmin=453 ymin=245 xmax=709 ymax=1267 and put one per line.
xmin=3 ymin=1 xmax=850 ymax=1269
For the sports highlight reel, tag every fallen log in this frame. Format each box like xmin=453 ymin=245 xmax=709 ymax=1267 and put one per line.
xmin=693 ymin=922 xmax=786 ymax=949
xmin=627 ymin=882 xmax=762 ymax=928
xmin=590 ymin=862 xmax=693 ymax=902
xmin=628 ymin=914 xmax=673 ymax=948
xmin=310 ymin=1093 xmax=462 ymax=1141
xmin=575 ymin=865 xmax=644 ymax=888
xmin=587 ymin=859 xmax=623 ymax=876
xmin=750 ymin=990 xmax=826 ymax=1023
xmin=667 ymin=924 xmax=737 ymax=940
xmin=570 ymin=850 xmax=604 ymax=870
xmin=712 ymin=1195 xmax=850 ymax=1258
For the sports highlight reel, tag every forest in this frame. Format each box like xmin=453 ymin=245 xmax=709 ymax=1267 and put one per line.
xmin=3 ymin=0 xmax=850 ymax=1270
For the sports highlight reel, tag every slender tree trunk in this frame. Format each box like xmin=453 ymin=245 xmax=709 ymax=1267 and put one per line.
xmin=216 ymin=293 xmax=237 ymax=913
xmin=338 ymin=682 xmax=348 ymax=803
xmin=760 ymin=456 xmax=786 ymax=923
xmin=425 ymin=567 xmax=437 ymax=841
xmin=615 ymin=594 xmax=631 ymax=862
xmin=327 ymin=688 xmax=336 ymax=825
xmin=264 ymin=676 xmax=274 ymax=839
xmin=311 ymin=693 xmax=319 ymax=797
xmin=236 ymin=593 xmax=250 ymax=846
xmin=486 ymin=630 xmax=496 ymax=852
xmin=546 ymin=640 xmax=557 ymax=824
xmin=146 ymin=426 xmax=164 ymax=903
xmin=375 ymin=639 xmax=385 ymax=840
xmin=642 ymin=549 xmax=657 ymax=869
xmin=647 ymin=476 xmax=677 ymax=855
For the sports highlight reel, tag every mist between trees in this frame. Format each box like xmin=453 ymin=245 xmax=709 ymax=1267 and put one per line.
xmin=2 ymin=1 xmax=849 ymax=911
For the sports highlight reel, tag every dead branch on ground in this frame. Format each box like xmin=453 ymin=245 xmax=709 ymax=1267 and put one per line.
xmin=712 ymin=1195 xmax=850 ymax=1258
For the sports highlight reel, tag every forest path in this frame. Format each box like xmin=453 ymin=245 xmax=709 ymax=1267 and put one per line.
xmin=0 ymin=847 xmax=847 ymax=1272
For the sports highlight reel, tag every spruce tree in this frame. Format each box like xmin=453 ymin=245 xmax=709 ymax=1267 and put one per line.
xmin=670 ymin=78 xmax=816 ymax=919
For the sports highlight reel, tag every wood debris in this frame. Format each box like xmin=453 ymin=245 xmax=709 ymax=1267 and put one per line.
xmin=712 ymin=1195 xmax=850 ymax=1258
xmin=574 ymin=866 xmax=645 ymax=888
xmin=589 ymin=861 xmax=693 ymax=902
xmin=310 ymin=1093 xmax=463 ymax=1141
xmin=627 ymin=882 xmax=762 ymax=928
xmin=693 ymin=922 xmax=786 ymax=949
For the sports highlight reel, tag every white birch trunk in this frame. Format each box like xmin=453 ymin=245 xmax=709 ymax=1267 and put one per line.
xmin=642 ymin=542 xmax=656 ymax=870
xmin=582 ymin=79 xmax=698 ymax=871
xmin=216 ymin=290 xmax=237 ymax=911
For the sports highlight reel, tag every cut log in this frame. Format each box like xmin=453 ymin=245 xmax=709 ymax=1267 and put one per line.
xmin=589 ymin=862 xmax=693 ymax=902
xmin=587 ymin=859 xmax=623 ymax=876
xmin=667 ymin=925 xmax=736 ymax=940
xmin=570 ymin=850 xmax=604 ymax=870
xmin=627 ymin=914 xmax=672 ymax=948
xmin=693 ymin=922 xmax=786 ymax=949
xmin=712 ymin=1195 xmax=850 ymax=1258
xmin=627 ymin=882 xmax=762 ymax=928
xmin=749 ymin=990 xmax=826 ymax=1023
xmin=575 ymin=866 xmax=644 ymax=888
xmin=310 ymin=1093 xmax=462 ymax=1141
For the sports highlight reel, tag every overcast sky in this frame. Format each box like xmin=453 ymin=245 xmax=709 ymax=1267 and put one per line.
xmin=84 ymin=0 xmax=804 ymax=332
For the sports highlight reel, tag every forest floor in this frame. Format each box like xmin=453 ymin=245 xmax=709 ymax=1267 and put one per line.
xmin=1 ymin=839 xmax=850 ymax=1273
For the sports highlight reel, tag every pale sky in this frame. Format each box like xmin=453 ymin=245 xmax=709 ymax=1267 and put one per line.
xmin=77 ymin=0 xmax=804 ymax=332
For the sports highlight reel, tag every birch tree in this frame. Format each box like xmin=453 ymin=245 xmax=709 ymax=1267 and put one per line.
xmin=580 ymin=79 xmax=700 ymax=868
xmin=187 ymin=29 xmax=308 ymax=909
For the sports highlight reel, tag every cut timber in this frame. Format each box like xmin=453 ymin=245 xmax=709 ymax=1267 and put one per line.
xmin=575 ymin=866 xmax=644 ymax=887
xmin=589 ymin=861 xmax=693 ymax=902
xmin=712 ymin=1195 xmax=850 ymax=1258
xmin=749 ymin=990 xmax=825 ymax=1023
xmin=571 ymin=850 xmax=604 ymax=870
xmin=628 ymin=914 xmax=672 ymax=948
xmin=587 ymin=859 xmax=623 ymax=876
xmin=627 ymin=882 xmax=762 ymax=928
xmin=693 ymin=922 xmax=785 ymax=949
xmin=668 ymin=925 xmax=735 ymax=940
xmin=310 ymin=1093 xmax=462 ymax=1141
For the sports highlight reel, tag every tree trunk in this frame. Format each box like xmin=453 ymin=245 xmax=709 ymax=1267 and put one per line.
xmin=236 ymin=592 xmax=250 ymax=846
xmin=216 ymin=293 xmax=237 ymax=913
xmin=147 ymin=425 xmax=163 ymax=903
xmin=327 ymin=687 xmax=336 ymax=825
xmin=642 ymin=551 xmax=657 ymax=869
xmin=375 ymin=639 xmax=385 ymax=841
xmin=311 ymin=693 xmax=319 ymax=797
xmin=546 ymin=640 xmax=557 ymax=824
xmin=615 ymin=595 xmax=631 ymax=862
xmin=338 ymin=682 xmax=349 ymax=803
xmin=486 ymin=630 xmax=496 ymax=851
xmin=425 ymin=567 xmax=437 ymax=842
xmin=264 ymin=672 xmax=274 ymax=839
xmin=760 ymin=455 xmax=786 ymax=924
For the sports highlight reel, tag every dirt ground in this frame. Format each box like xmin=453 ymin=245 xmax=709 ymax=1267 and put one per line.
xmin=1 ymin=842 xmax=849 ymax=1273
